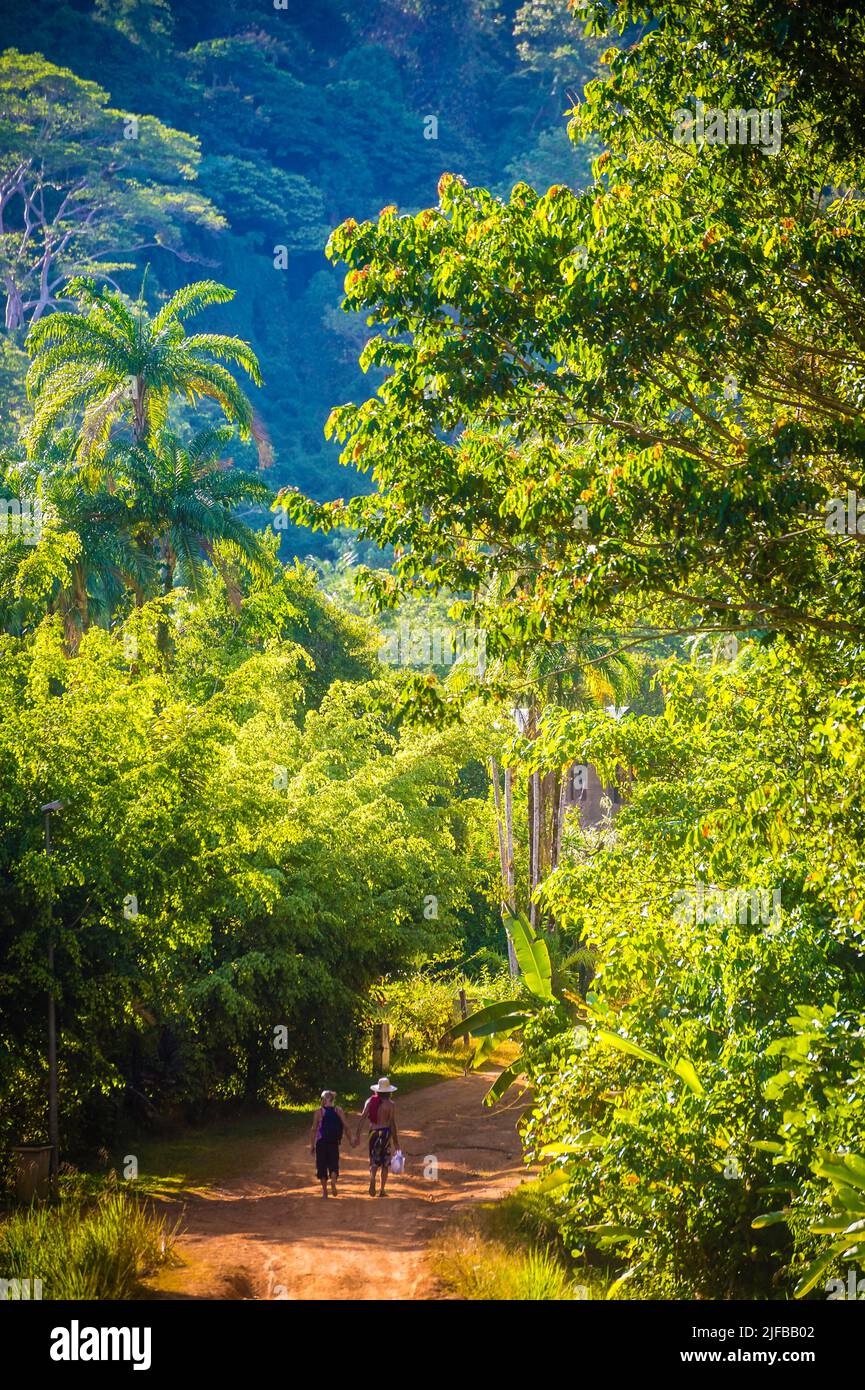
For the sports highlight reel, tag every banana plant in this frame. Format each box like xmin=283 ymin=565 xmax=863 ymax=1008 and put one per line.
xmin=446 ymin=907 xmax=707 ymax=1107
xmin=441 ymin=907 xmax=569 ymax=1104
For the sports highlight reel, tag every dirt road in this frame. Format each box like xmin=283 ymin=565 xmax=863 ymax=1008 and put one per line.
xmin=150 ymin=1068 xmax=527 ymax=1300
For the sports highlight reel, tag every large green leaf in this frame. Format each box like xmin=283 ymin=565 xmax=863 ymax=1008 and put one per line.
xmin=841 ymin=1155 xmax=865 ymax=1185
xmin=540 ymin=1136 xmax=604 ymax=1156
xmin=811 ymin=1218 xmax=865 ymax=1236
xmin=671 ymin=1055 xmax=705 ymax=1095
xmin=595 ymin=1029 xmax=665 ymax=1068
xmin=606 ymin=1260 xmax=645 ymax=1300
xmin=583 ymin=1223 xmax=633 ymax=1242
xmin=794 ymin=1250 xmax=838 ymax=1299
xmin=831 ymin=1186 xmax=865 ymax=1214
xmin=594 ymin=1030 xmax=707 ymax=1097
xmin=814 ymin=1159 xmax=865 ymax=1191
xmin=751 ymin=1211 xmax=789 ymax=1229
xmin=440 ymin=998 xmax=530 ymax=1042
xmin=466 ymin=1013 xmax=529 ymax=1039
xmin=471 ymin=1032 xmax=506 ymax=1068
xmin=483 ymin=1059 xmax=525 ymax=1106
xmin=503 ymin=907 xmax=552 ymax=1001
xmin=532 ymin=1167 xmax=572 ymax=1194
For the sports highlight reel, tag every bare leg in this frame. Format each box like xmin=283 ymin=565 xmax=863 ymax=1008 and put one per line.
xmin=320 ymin=1179 xmax=328 ymax=1199
xmin=368 ymin=1165 xmax=376 ymax=1196
xmin=330 ymin=1174 xmax=338 ymax=1196
xmin=379 ymin=1165 xmax=388 ymax=1196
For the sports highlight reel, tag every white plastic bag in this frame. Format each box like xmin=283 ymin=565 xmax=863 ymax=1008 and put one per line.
xmin=390 ymin=1148 xmax=405 ymax=1175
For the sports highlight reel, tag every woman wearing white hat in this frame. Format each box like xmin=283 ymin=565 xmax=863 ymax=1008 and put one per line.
xmin=354 ymin=1078 xmax=400 ymax=1197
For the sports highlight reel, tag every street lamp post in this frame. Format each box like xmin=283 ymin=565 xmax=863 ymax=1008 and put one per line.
xmin=41 ymin=800 xmax=63 ymax=1189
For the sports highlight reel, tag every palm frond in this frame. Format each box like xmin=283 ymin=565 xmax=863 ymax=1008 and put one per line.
xmin=152 ymin=280 xmax=235 ymax=334
xmin=175 ymin=361 xmax=255 ymax=434
xmin=183 ymin=333 xmax=262 ymax=387
xmin=187 ymin=425 xmax=235 ymax=462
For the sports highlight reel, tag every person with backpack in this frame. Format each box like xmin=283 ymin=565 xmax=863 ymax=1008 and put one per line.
xmin=354 ymin=1077 xmax=400 ymax=1197
xmin=310 ymin=1090 xmax=353 ymax=1198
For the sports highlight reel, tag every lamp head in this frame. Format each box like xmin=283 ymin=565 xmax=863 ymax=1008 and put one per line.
xmin=41 ymin=801 xmax=64 ymax=814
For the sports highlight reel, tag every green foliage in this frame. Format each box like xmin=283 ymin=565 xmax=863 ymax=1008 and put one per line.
xmin=517 ymin=646 xmax=865 ymax=1298
xmin=0 ymin=48 xmax=223 ymax=346
xmin=285 ymin=1 xmax=865 ymax=649
xmin=0 ymin=272 xmax=274 ymax=645
xmin=0 ymin=3 xmax=601 ymax=518
xmin=267 ymin=1 xmax=865 ymax=1303
xmin=373 ymin=976 xmax=465 ymax=1058
xmin=0 ymin=1183 xmax=174 ymax=1299
xmin=0 ymin=574 xmax=497 ymax=1163
xmin=432 ymin=1232 xmax=581 ymax=1300
xmin=6 ymin=1 xmax=865 ymax=1309
xmin=443 ymin=909 xmax=576 ymax=1102
xmin=506 ymin=907 xmax=553 ymax=1001
xmin=374 ymin=963 xmax=513 ymax=1056
xmin=753 ymin=1003 xmax=865 ymax=1294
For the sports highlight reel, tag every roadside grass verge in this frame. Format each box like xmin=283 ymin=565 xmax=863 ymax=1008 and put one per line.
xmin=429 ymin=1179 xmax=608 ymax=1301
xmin=0 ymin=1180 xmax=176 ymax=1299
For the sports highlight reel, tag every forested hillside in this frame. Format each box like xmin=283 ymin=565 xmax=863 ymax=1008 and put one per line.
xmin=0 ymin=0 xmax=597 ymax=553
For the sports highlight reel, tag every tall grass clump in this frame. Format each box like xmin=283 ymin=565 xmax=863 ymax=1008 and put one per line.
xmin=429 ymin=1183 xmax=605 ymax=1301
xmin=0 ymin=1187 xmax=175 ymax=1299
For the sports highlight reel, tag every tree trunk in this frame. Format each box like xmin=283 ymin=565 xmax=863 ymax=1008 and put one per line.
xmin=503 ymin=765 xmax=518 ymax=977
xmin=490 ymin=758 xmax=509 ymax=896
xmin=132 ymin=376 xmax=147 ymax=443
xmin=73 ymin=566 xmax=88 ymax=631
xmin=529 ymin=769 xmax=541 ymax=931
xmin=160 ymin=535 xmax=174 ymax=596
xmin=4 ymin=275 xmax=24 ymax=332
xmin=56 ymin=568 xmax=88 ymax=654
xmin=156 ymin=536 xmax=174 ymax=656
xmin=491 ymin=757 xmax=520 ymax=978
xmin=553 ymin=772 xmax=567 ymax=867
xmin=553 ymin=770 xmax=567 ymax=870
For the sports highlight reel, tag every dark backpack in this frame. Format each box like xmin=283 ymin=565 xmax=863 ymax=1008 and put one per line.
xmin=320 ymin=1106 xmax=343 ymax=1143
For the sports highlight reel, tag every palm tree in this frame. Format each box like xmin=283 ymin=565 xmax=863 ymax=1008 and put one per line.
xmin=3 ymin=422 xmax=271 ymax=645
xmin=111 ymin=426 xmax=272 ymax=601
xmin=2 ymin=436 xmax=154 ymax=649
xmin=24 ymin=277 xmax=263 ymax=462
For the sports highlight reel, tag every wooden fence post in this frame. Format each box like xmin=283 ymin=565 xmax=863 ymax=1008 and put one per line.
xmin=458 ymin=988 xmax=469 ymax=1047
xmin=372 ymin=1021 xmax=390 ymax=1074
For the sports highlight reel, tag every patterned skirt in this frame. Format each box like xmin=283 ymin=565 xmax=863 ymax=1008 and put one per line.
xmin=369 ymin=1127 xmax=392 ymax=1169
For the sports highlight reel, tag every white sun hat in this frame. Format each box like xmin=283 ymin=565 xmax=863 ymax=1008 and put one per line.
xmin=371 ymin=1077 xmax=397 ymax=1093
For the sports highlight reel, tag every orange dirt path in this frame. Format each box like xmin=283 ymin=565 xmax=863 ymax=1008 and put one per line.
xmin=149 ymin=1068 xmax=527 ymax=1301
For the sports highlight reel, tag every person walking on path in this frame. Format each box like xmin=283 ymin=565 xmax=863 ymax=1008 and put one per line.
xmin=355 ymin=1077 xmax=400 ymax=1197
xmin=310 ymin=1090 xmax=353 ymax=1198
